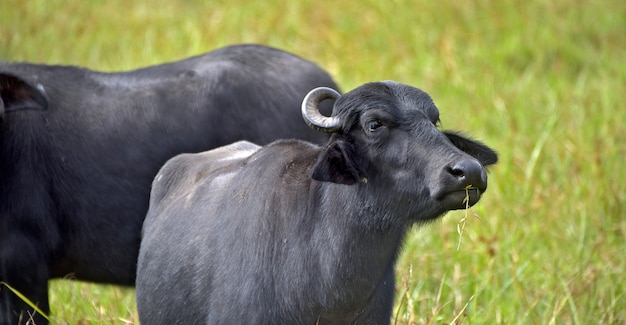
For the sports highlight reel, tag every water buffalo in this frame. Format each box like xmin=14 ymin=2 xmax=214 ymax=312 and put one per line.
xmin=136 ymin=81 xmax=498 ymax=324
xmin=0 ymin=44 xmax=338 ymax=325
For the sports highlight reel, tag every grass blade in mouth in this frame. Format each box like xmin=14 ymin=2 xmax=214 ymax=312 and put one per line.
xmin=456 ymin=185 xmax=482 ymax=251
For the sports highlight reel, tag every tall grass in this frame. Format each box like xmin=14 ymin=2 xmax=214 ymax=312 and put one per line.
xmin=2 ymin=0 xmax=624 ymax=323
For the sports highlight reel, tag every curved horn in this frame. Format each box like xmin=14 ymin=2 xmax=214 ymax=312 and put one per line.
xmin=301 ymin=87 xmax=342 ymax=133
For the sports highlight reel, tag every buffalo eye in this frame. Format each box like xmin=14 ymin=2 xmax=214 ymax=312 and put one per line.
xmin=367 ymin=120 xmax=384 ymax=132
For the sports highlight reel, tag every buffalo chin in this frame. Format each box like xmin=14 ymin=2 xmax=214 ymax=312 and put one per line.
xmin=438 ymin=188 xmax=482 ymax=210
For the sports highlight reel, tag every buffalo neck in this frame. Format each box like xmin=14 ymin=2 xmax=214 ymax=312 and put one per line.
xmin=278 ymin=178 xmax=409 ymax=316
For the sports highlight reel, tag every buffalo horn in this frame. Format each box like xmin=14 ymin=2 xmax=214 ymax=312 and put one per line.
xmin=301 ymin=87 xmax=342 ymax=133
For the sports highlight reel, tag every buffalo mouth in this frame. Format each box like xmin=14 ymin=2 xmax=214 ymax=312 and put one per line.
xmin=437 ymin=187 xmax=483 ymax=210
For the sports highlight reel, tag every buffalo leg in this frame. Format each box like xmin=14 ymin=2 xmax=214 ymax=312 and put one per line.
xmin=1 ymin=234 xmax=51 ymax=325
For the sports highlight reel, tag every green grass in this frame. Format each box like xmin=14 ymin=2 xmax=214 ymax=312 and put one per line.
xmin=2 ymin=0 xmax=625 ymax=323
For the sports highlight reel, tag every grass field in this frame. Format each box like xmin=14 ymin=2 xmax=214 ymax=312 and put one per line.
xmin=2 ymin=0 xmax=625 ymax=324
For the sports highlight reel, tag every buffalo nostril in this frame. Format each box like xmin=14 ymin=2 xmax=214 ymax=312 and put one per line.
xmin=446 ymin=159 xmax=486 ymax=188
xmin=448 ymin=165 xmax=466 ymax=179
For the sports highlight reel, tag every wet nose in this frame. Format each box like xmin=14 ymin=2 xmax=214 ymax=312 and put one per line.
xmin=446 ymin=159 xmax=487 ymax=190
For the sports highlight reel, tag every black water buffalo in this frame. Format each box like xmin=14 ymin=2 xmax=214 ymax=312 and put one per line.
xmin=0 ymin=44 xmax=338 ymax=325
xmin=136 ymin=81 xmax=498 ymax=325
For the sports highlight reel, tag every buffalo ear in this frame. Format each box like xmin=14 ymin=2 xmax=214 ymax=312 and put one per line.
xmin=311 ymin=139 xmax=365 ymax=185
xmin=444 ymin=131 xmax=498 ymax=166
xmin=0 ymin=73 xmax=48 ymax=112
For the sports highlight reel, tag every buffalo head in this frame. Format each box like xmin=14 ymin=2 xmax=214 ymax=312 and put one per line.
xmin=302 ymin=81 xmax=498 ymax=221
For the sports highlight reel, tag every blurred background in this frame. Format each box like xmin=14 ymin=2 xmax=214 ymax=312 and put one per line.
xmin=2 ymin=0 xmax=624 ymax=323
